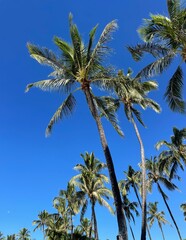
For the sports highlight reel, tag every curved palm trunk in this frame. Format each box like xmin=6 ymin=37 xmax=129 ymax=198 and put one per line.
xmin=84 ymin=87 xmax=128 ymax=240
xmin=157 ymin=182 xmax=182 ymax=240
xmin=158 ymin=222 xmax=165 ymax=240
xmin=131 ymin=117 xmax=147 ymax=240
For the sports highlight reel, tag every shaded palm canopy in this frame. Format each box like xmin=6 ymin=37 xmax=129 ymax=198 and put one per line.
xmin=128 ymin=0 xmax=186 ymax=113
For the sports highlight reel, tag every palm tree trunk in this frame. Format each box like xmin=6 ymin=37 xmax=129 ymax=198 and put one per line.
xmin=83 ymin=87 xmax=128 ymax=240
xmin=92 ymin=202 xmax=99 ymax=240
xmin=131 ymin=117 xmax=147 ymax=240
xmin=133 ymin=185 xmax=152 ymax=240
xmin=157 ymin=182 xmax=182 ymax=240
xmin=158 ymin=222 xmax=165 ymax=240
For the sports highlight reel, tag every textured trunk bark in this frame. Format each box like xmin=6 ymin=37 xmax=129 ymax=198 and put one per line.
xmin=131 ymin=117 xmax=147 ymax=240
xmin=92 ymin=202 xmax=99 ymax=240
xmin=83 ymin=87 xmax=128 ymax=240
xmin=157 ymin=183 xmax=182 ymax=240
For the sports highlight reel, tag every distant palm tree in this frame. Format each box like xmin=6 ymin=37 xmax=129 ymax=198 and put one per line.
xmin=147 ymin=202 xmax=170 ymax=240
xmin=146 ymin=157 xmax=182 ymax=240
xmin=156 ymin=127 xmax=186 ymax=180
xmin=26 ymin=13 xmax=127 ymax=239
xmin=180 ymin=203 xmax=186 ymax=221
xmin=128 ymin=0 xmax=186 ymax=112
xmin=70 ymin=152 xmax=114 ymax=240
xmin=122 ymin=194 xmax=139 ymax=240
xmin=7 ymin=235 xmax=16 ymax=240
xmin=54 ymin=183 xmax=85 ymax=239
xmin=33 ymin=210 xmax=51 ymax=239
xmin=104 ymin=69 xmax=161 ymax=240
xmin=17 ymin=228 xmax=30 ymax=240
xmin=75 ymin=218 xmax=92 ymax=238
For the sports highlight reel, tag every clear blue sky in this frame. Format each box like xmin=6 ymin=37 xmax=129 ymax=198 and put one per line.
xmin=1 ymin=0 xmax=186 ymax=239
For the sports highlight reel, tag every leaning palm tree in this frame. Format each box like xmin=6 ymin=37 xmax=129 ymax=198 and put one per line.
xmin=33 ymin=210 xmax=51 ymax=239
xmin=70 ymin=152 xmax=114 ymax=240
xmin=54 ymin=183 xmax=85 ymax=239
xmin=128 ymin=0 xmax=186 ymax=112
xmin=17 ymin=228 xmax=31 ymax=240
xmin=156 ymin=127 xmax=186 ymax=180
xmin=26 ymin=13 xmax=127 ymax=240
xmin=104 ymin=69 xmax=161 ymax=240
xmin=146 ymin=157 xmax=182 ymax=240
xmin=147 ymin=202 xmax=170 ymax=240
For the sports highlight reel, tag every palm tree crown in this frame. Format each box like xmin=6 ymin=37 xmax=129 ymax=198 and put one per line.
xmin=128 ymin=0 xmax=186 ymax=112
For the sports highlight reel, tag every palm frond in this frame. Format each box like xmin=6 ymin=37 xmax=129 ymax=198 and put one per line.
xmin=94 ymin=96 xmax=124 ymax=137
xmin=86 ymin=20 xmax=118 ymax=70
xmin=27 ymin=43 xmax=62 ymax=69
xmin=136 ymin=53 xmax=174 ymax=79
xmin=25 ymin=78 xmax=75 ymax=93
xmin=131 ymin=107 xmax=146 ymax=127
xmin=46 ymin=94 xmax=76 ymax=136
xmin=167 ymin=0 xmax=181 ymax=19
xmin=164 ymin=66 xmax=186 ymax=113
xmin=127 ymin=43 xmax=170 ymax=61
xmin=87 ymin=24 xmax=98 ymax=63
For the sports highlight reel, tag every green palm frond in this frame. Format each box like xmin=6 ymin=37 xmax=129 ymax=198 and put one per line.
xmin=136 ymin=53 xmax=174 ymax=79
xmin=167 ymin=0 xmax=181 ymax=19
xmin=128 ymin=43 xmax=170 ymax=61
xmin=143 ymin=98 xmax=161 ymax=113
xmin=86 ymin=20 xmax=118 ymax=70
xmin=25 ymin=78 xmax=75 ymax=93
xmin=46 ymin=93 xmax=76 ymax=136
xmin=131 ymin=107 xmax=146 ymax=126
xmin=164 ymin=66 xmax=185 ymax=113
xmin=27 ymin=43 xmax=63 ymax=69
xmin=87 ymin=24 xmax=98 ymax=63
xmin=156 ymin=140 xmax=172 ymax=150
xmin=94 ymin=96 xmax=124 ymax=136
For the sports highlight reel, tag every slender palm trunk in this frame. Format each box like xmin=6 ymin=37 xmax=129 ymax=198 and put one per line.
xmin=92 ymin=202 xmax=99 ymax=240
xmin=83 ymin=86 xmax=128 ymax=240
xmin=131 ymin=117 xmax=147 ymax=240
xmin=158 ymin=222 xmax=165 ymax=240
xmin=157 ymin=183 xmax=182 ymax=240
xmin=133 ymin=185 xmax=152 ymax=240
xmin=89 ymin=210 xmax=94 ymax=239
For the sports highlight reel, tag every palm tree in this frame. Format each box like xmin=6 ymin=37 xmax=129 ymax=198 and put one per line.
xmin=75 ymin=218 xmax=92 ymax=238
xmin=105 ymin=70 xmax=161 ymax=240
xmin=146 ymin=157 xmax=182 ymax=240
xmin=33 ymin=210 xmax=51 ymax=239
xmin=17 ymin=228 xmax=30 ymax=240
xmin=147 ymin=202 xmax=170 ymax=240
xmin=54 ymin=183 xmax=85 ymax=239
xmin=122 ymin=194 xmax=139 ymax=240
xmin=128 ymin=0 xmax=186 ymax=112
xmin=180 ymin=203 xmax=186 ymax=221
xmin=70 ymin=152 xmax=114 ymax=240
xmin=26 ymin=13 xmax=127 ymax=240
xmin=156 ymin=127 xmax=186 ymax=180
xmin=7 ymin=235 xmax=16 ymax=240
xmin=119 ymin=165 xmax=152 ymax=240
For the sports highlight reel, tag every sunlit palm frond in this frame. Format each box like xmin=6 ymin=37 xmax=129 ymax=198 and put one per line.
xmin=87 ymin=24 xmax=98 ymax=63
xmin=164 ymin=65 xmax=185 ymax=113
xmin=46 ymin=93 xmax=76 ymax=136
xmin=27 ymin=43 xmax=63 ymax=69
xmin=86 ymin=20 xmax=118 ymax=70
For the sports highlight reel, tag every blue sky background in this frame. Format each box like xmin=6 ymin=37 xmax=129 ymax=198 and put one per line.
xmin=1 ymin=0 xmax=186 ymax=239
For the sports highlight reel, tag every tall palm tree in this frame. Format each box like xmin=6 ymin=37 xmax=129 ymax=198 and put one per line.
xmin=128 ymin=0 xmax=186 ymax=112
xmin=6 ymin=235 xmax=16 ymax=240
xmin=105 ymin=70 xmax=161 ymax=240
xmin=147 ymin=202 xmax=170 ymax=240
xmin=26 ymin=13 xmax=127 ymax=240
xmin=146 ymin=157 xmax=182 ymax=240
xmin=33 ymin=210 xmax=51 ymax=239
xmin=70 ymin=152 xmax=114 ymax=240
xmin=122 ymin=194 xmax=139 ymax=240
xmin=54 ymin=183 xmax=85 ymax=239
xmin=156 ymin=127 xmax=186 ymax=180
xmin=17 ymin=228 xmax=30 ymax=240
